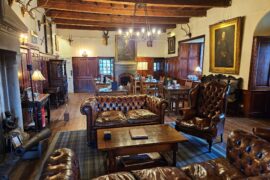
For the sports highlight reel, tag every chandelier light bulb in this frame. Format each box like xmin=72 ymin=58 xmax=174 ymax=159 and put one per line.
xmin=136 ymin=32 xmax=140 ymax=36
xmin=126 ymin=31 xmax=129 ymax=36
xmin=129 ymin=28 xmax=133 ymax=33
xmin=152 ymin=28 xmax=156 ymax=34
xmin=157 ymin=29 xmax=161 ymax=35
xmin=118 ymin=29 xmax=122 ymax=35
xmin=141 ymin=28 xmax=145 ymax=33
xmin=147 ymin=31 xmax=151 ymax=36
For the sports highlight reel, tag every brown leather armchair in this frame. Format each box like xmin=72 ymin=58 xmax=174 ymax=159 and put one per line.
xmin=175 ymin=81 xmax=230 ymax=152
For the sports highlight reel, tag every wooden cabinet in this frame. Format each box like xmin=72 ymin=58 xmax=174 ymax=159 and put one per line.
xmin=243 ymin=90 xmax=270 ymax=118
xmin=47 ymin=59 xmax=68 ymax=104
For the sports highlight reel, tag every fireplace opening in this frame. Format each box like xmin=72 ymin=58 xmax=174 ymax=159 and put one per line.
xmin=119 ymin=73 xmax=134 ymax=86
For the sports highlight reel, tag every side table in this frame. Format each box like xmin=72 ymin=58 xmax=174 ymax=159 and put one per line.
xmin=44 ymin=87 xmax=60 ymax=108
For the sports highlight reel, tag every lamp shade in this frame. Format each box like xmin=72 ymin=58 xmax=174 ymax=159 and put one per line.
xmin=32 ymin=70 xmax=46 ymax=81
xmin=137 ymin=62 xmax=148 ymax=70
xmin=195 ymin=66 xmax=202 ymax=73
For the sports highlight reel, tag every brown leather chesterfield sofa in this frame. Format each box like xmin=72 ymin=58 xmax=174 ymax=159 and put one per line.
xmin=93 ymin=129 xmax=270 ymax=180
xmin=176 ymin=81 xmax=230 ymax=152
xmin=40 ymin=148 xmax=80 ymax=180
xmin=80 ymin=95 xmax=168 ymax=145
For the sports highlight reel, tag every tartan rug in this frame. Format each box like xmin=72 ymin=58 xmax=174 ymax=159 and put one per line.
xmin=52 ymin=126 xmax=226 ymax=179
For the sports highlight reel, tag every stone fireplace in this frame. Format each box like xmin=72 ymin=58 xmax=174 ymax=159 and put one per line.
xmin=0 ymin=0 xmax=28 ymax=129
xmin=115 ymin=61 xmax=137 ymax=84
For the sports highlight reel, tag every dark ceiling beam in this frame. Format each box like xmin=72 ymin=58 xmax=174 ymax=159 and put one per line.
xmin=47 ymin=10 xmax=189 ymax=24
xmin=38 ymin=0 xmax=207 ymax=17
xmin=53 ymin=18 xmax=176 ymax=29
xmin=56 ymin=24 xmax=117 ymax=31
xmin=80 ymin=0 xmax=231 ymax=8
xmin=56 ymin=24 xmax=166 ymax=32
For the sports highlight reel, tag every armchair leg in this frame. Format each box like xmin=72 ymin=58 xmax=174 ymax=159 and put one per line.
xmin=220 ymin=134 xmax=223 ymax=142
xmin=207 ymin=140 xmax=213 ymax=153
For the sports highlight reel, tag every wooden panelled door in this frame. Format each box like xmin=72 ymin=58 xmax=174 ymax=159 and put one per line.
xmin=72 ymin=57 xmax=98 ymax=93
xmin=178 ymin=43 xmax=201 ymax=79
xmin=247 ymin=37 xmax=270 ymax=117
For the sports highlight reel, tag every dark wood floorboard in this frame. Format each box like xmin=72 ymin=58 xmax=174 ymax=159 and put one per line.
xmin=9 ymin=93 xmax=270 ymax=179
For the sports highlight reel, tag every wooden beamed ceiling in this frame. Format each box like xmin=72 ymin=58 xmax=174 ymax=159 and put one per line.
xmin=39 ymin=0 xmax=231 ymax=31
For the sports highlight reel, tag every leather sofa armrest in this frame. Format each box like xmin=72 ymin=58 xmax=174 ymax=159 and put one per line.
xmin=80 ymin=98 xmax=98 ymax=145
xmin=146 ymin=95 xmax=168 ymax=124
xmin=80 ymin=97 xmax=97 ymax=116
xmin=178 ymin=108 xmax=196 ymax=121
xmin=253 ymin=127 xmax=270 ymax=142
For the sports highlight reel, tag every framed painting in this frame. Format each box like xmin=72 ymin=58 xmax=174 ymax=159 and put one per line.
xmin=44 ymin=16 xmax=53 ymax=54
xmin=210 ymin=17 xmax=243 ymax=74
xmin=115 ymin=35 xmax=136 ymax=61
xmin=168 ymin=36 xmax=176 ymax=54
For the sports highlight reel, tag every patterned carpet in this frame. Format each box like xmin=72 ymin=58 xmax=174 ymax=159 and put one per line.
xmin=52 ymin=125 xmax=226 ymax=179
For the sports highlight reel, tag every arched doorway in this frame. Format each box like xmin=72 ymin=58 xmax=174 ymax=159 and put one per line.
xmin=246 ymin=11 xmax=270 ymax=117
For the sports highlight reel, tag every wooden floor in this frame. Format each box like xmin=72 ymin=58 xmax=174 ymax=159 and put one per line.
xmin=10 ymin=93 xmax=270 ymax=179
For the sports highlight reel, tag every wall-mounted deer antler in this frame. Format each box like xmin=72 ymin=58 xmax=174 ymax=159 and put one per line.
xmin=8 ymin=0 xmax=49 ymax=20
xmin=103 ymin=31 xmax=109 ymax=46
xmin=180 ymin=24 xmax=192 ymax=39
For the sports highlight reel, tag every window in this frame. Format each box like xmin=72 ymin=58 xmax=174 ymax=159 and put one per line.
xmin=99 ymin=58 xmax=114 ymax=75
xmin=154 ymin=62 xmax=161 ymax=72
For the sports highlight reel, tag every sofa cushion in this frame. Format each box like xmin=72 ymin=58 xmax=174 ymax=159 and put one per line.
xmin=181 ymin=158 xmax=245 ymax=180
xmin=92 ymin=172 xmax=136 ymax=180
xmin=132 ymin=167 xmax=191 ymax=180
xmin=126 ymin=109 xmax=159 ymax=124
xmin=95 ymin=110 xmax=127 ymax=127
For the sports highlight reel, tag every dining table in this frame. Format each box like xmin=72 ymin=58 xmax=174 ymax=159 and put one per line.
xmin=163 ymin=85 xmax=191 ymax=114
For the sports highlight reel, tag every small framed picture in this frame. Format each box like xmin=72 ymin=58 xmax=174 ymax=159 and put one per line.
xmin=11 ymin=135 xmax=22 ymax=148
xmin=168 ymin=36 xmax=176 ymax=54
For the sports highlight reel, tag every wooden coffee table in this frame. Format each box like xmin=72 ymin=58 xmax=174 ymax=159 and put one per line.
xmin=97 ymin=124 xmax=187 ymax=172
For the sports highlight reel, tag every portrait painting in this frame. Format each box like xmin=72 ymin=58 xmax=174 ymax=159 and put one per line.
xmin=115 ymin=35 xmax=136 ymax=61
xmin=210 ymin=17 xmax=243 ymax=74
xmin=168 ymin=36 xmax=176 ymax=54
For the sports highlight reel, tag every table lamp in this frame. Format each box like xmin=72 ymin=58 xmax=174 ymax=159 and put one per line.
xmin=32 ymin=70 xmax=46 ymax=95
xmin=195 ymin=66 xmax=202 ymax=80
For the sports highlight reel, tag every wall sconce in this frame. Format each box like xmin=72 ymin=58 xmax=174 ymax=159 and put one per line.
xmin=19 ymin=34 xmax=28 ymax=45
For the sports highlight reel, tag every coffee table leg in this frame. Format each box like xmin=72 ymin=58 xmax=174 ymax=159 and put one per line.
xmin=172 ymin=143 xmax=178 ymax=166
xmin=108 ymin=151 xmax=116 ymax=173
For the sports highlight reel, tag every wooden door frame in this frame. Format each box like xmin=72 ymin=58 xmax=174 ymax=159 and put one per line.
xmin=248 ymin=36 xmax=270 ymax=90
xmin=178 ymin=35 xmax=205 ymax=69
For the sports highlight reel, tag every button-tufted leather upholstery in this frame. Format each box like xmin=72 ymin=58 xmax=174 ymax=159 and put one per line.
xmin=81 ymin=95 xmax=168 ymax=146
xmin=94 ymin=130 xmax=270 ymax=180
xmin=227 ymin=130 xmax=270 ymax=177
xmin=132 ymin=167 xmax=191 ymax=180
xmin=40 ymin=148 xmax=80 ymax=180
xmin=176 ymin=81 xmax=230 ymax=152
xmin=92 ymin=172 xmax=136 ymax=180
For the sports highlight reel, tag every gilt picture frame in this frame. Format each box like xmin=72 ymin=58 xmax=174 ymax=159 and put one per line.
xmin=115 ymin=35 xmax=136 ymax=61
xmin=168 ymin=36 xmax=176 ymax=54
xmin=210 ymin=17 xmax=243 ymax=74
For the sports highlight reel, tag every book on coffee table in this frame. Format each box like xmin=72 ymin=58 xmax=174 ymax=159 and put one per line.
xmin=129 ymin=128 xmax=148 ymax=139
